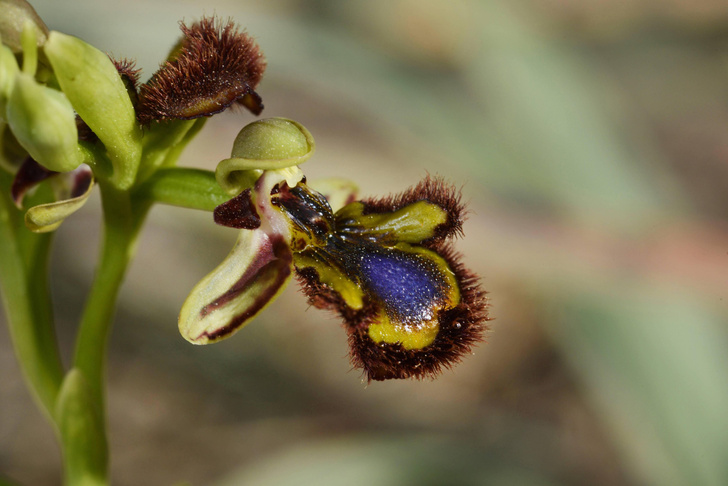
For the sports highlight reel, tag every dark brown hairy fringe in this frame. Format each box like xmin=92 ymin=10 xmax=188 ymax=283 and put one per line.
xmin=110 ymin=57 xmax=141 ymax=90
xmin=359 ymin=175 xmax=465 ymax=242
xmin=136 ymin=17 xmax=266 ymax=124
xmin=110 ymin=56 xmax=141 ymax=110
xmin=295 ymin=244 xmax=489 ymax=381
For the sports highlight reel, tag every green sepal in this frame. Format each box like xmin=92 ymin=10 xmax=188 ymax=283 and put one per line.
xmin=6 ymin=73 xmax=83 ymax=172
xmin=44 ymin=31 xmax=141 ymax=189
xmin=216 ymin=118 xmax=315 ymax=194
xmin=336 ymin=200 xmax=448 ymax=244
xmin=25 ymin=173 xmax=93 ymax=232
xmin=55 ymin=368 xmax=108 ymax=486
xmin=307 ymin=177 xmax=358 ymax=212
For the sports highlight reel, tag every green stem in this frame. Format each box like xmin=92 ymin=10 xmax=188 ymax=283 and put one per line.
xmin=72 ymin=181 xmax=142 ymax=412
xmin=0 ymin=182 xmax=64 ymax=421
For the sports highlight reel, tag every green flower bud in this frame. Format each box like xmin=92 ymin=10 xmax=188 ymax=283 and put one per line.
xmin=216 ymin=117 xmax=315 ymax=194
xmin=44 ymin=31 xmax=141 ymax=189
xmin=6 ymin=73 xmax=82 ymax=172
xmin=0 ymin=0 xmax=49 ymax=53
xmin=0 ymin=42 xmax=20 ymax=118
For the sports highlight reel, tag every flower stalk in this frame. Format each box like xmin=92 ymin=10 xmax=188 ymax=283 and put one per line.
xmin=72 ymin=181 xmax=141 ymax=412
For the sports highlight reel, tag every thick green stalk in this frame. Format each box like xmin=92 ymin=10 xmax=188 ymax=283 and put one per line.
xmin=72 ymin=181 xmax=142 ymax=412
xmin=0 ymin=181 xmax=64 ymax=421
xmin=67 ymin=179 xmax=149 ymax=485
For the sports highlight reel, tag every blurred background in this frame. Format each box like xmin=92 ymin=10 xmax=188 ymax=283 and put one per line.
xmin=2 ymin=0 xmax=728 ymax=484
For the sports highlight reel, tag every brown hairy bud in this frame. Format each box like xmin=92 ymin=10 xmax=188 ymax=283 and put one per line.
xmin=137 ymin=17 xmax=266 ymax=124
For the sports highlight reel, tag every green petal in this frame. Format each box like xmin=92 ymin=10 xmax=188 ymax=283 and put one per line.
xmin=216 ymin=118 xmax=314 ymax=194
xmin=178 ymin=227 xmax=293 ymax=344
xmin=44 ymin=31 xmax=141 ymax=189
xmin=25 ymin=169 xmax=93 ymax=232
xmin=336 ymin=200 xmax=448 ymax=244
xmin=6 ymin=73 xmax=83 ymax=172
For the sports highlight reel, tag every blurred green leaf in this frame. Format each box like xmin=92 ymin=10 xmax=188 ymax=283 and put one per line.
xmin=549 ymin=286 xmax=728 ymax=486
xmin=214 ymin=434 xmax=561 ymax=486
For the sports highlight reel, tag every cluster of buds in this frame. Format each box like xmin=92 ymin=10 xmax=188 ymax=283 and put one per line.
xmin=1 ymin=0 xmax=489 ymax=381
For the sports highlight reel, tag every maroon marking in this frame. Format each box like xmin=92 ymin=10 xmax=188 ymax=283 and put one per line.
xmin=197 ymin=236 xmax=292 ymax=341
xmin=70 ymin=166 xmax=93 ymax=198
xmin=213 ymin=189 xmax=261 ymax=229
xmin=11 ymin=158 xmax=58 ymax=207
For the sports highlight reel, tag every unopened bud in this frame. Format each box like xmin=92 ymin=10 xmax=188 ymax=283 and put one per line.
xmin=0 ymin=0 xmax=49 ymax=52
xmin=6 ymin=73 xmax=82 ymax=172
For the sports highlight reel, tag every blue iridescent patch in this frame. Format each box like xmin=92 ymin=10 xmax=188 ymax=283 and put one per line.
xmin=358 ymin=249 xmax=442 ymax=322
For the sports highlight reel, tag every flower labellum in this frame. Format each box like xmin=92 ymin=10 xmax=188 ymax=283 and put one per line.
xmin=282 ymin=177 xmax=488 ymax=381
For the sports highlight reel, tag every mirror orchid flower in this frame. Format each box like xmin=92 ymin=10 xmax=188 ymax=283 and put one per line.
xmin=179 ymin=118 xmax=490 ymax=381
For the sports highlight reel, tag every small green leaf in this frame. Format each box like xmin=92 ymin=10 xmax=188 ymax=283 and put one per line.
xmin=133 ymin=167 xmax=229 ymax=212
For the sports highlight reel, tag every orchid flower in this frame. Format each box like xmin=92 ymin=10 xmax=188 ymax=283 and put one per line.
xmin=179 ymin=118 xmax=489 ymax=381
